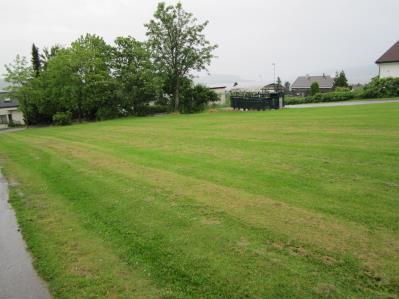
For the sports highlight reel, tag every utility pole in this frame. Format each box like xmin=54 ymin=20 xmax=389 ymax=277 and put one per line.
xmin=272 ymin=63 xmax=276 ymax=85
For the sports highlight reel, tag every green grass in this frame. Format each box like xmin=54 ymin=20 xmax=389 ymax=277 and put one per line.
xmin=0 ymin=104 xmax=398 ymax=298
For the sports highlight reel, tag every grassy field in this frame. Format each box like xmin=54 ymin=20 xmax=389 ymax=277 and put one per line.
xmin=0 ymin=104 xmax=398 ymax=298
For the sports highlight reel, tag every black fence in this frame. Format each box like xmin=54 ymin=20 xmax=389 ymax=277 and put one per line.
xmin=230 ymin=92 xmax=284 ymax=110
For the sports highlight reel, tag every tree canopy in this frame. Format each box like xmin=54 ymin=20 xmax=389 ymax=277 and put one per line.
xmin=3 ymin=2 xmax=218 ymax=125
xmin=310 ymin=82 xmax=320 ymax=96
xmin=145 ymin=2 xmax=217 ymax=111
xmin=333 ymin=70 xmax=349 ymax=88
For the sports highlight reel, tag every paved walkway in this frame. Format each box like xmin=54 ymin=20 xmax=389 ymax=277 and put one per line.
xmin=0 ymin=127 xmax=26 ymax=134
xmin=0 ymin=173 xmax=50 ymax=299
xmin=285 ymin=99 xmax=399 ymax=109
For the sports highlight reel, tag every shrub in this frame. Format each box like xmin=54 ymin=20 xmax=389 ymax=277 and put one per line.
xmin=52 ymin=112 xmax=72 ymax=126
xmin=362 ymin=77 xmax=399 ymax=98
xmin=96 ymin=106 xmax=120 ymax=121
xmin=180 ymin=84 xmax=219 ymax=113
xmin=334 ymin=87 xmax=351 ymax=92
xmin=310 ymin=82 xmax=320 ymax=96
xmin=284 ymin=96 xmax=307 ymax=105
xmin=307 ymin=91 xmax=354 ymax=103
xmin=135 ymin=104 xmax=169 ymax=116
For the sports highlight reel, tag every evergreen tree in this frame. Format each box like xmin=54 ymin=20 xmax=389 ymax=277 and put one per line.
xmin=310 ymin=82 xmax=320 ymax=96
xmin=334 ymin=70 xmax=349 ymax=88
xmin=276 ymin=77 xmax=282 ymax=91
xmin=31 ymin=43 xmax=41 ymax=76
xmin=284 ymin=81 xmax=290 ymax=94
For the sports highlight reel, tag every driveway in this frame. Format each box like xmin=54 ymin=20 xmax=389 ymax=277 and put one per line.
xmin=285 ymin=99 xmax=399 ymax=108
xmin=0 ymin=173 xmax=50 ymax=299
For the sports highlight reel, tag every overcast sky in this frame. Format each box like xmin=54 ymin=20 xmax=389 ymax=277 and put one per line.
xmin=1 ymin=0 xmax=398 ymax=84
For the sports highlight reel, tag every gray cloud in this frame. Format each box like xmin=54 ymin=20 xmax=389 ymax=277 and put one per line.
xmin=1 ymin=0 xmax=398 ymax=84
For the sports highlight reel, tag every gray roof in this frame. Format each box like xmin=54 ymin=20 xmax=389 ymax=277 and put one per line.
xmin=0 ymin=99 xmax=19 ymax=109
xmin=291 ymin=75 xmax=334 ymax=89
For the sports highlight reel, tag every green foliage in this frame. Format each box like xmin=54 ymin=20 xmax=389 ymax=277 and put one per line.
xmin=145 ymin=2 xmax=217 ymax=111
xmin=113 ymin=36 xmax=162 ymax=115
xmin=31 ymin=43 xmax=41 ymax=77
xmin=334 ymin=86 xmax=351 ymax=92
xmin=180 ymin=83 xmax=219 ymax=113
xmin=284 ymin=96 xmax=306 ymax=105
xmin=309 ymin=91 xmax=354 ymax=102
xmin=4 ymin=55 xmax=33 ymax=91
xmin=362 ymin=77 xmax=399 ymax=98
xmin=52 ymin=112 xmax=72 ymax=126
xmin=95 ymin=106 xmax=120 ymax=121
xmin=40 ymin=45 xmax=62 ymax=70
xmin=310 ymin=82 xmax=320 ymax=96
xmin=333 ymin=70 xmax=349 ymax=88
xmin=4 ymin=3 xmax=218 ymax=124
xmin=134 ymin=104 xmax=169 ymax=116
xmin=284 ymin=81 xmax=290 ymax=94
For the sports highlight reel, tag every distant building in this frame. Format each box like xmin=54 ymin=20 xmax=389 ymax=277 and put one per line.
xmin=376 ymin=41 xmax=399 ymax=78
xmin=209 ymin=86 xmax=227 ymax=104
xmin=0 ymin=91 xmax=25 ymax=128
xmin=260 ymin=83 xmax=283 ymax=93
xmin=291 ymin=75 xmax=334 ymax=96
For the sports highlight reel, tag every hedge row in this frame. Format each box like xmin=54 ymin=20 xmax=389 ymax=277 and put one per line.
xmin=285 ymin=77 xmax=399 ymax=105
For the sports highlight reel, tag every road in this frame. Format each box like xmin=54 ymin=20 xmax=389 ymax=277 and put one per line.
xmin=0 ymin=173 xmax=50 ymax=299
xmin=285 ymin=99 xmax=399 ymax=108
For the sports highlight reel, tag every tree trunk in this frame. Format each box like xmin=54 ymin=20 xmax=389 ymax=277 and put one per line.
xmin=174 ymin=78 xmax=180 ymax=112
xmin=77 ymin=101 xmax=82 ymax=123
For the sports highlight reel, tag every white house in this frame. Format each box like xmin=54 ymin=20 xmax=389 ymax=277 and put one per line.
xmin=376 ymin=41 xmax=399 ymax=78
xmin=209 ymin=86 xmax=227 ymax=104
xmin=0 ymin=92 xmax=25 ymax=128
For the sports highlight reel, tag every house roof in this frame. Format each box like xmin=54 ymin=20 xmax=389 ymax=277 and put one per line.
xmin=209 ymin=86 xmax=226 ymax=90
xmin=0 ymin=99 xmax=19 ymax=109
xmin=376 ymin=41 xmax=399 ymax=64
xmin=291 ymin=75 xmax=334 ymax=89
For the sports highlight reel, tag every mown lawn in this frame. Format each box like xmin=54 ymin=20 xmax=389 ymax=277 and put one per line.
xmin=0 ymin=104 xmax=398 ymax=298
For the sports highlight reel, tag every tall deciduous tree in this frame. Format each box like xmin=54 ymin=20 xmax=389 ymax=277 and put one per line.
xmin=31 ymin=43 xmax=41 ymax=76
xmin=145 ymin=2 xmax=217 ymax=111
xmin=113 ymin=36 xmax=162 ymax=114
xmin=40 ymin=45 xmax=62 ymax=70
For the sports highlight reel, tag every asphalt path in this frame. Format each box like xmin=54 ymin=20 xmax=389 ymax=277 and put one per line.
xmin=0 ymin=173 xmax=50 ymax=299
xmin=285 ymin=99 xmax=399 ymax=108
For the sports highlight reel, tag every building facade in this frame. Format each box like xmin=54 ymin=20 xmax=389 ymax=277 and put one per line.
xmin=376 ymin=41 xmax=399 ymax=78
xmin=0 ymin=92 xmax=25 ymax=128
xmin=209 ymin=86 xmax=227 ymax=104
xmin=291 ymin=75 xmax=334 ymax=96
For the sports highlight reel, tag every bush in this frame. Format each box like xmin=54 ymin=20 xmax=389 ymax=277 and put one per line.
xmin=284 ymin=96 xmax=306 ymax=105
xmin=135 ymin=104 xmax=169 ymax=116
xmin=310 ymin=82 xmax=320 ymax=96
xmin=362 ymin=77 xmax=399 ymax=98
xmin=96 ymin=106 xmax=120 ymax=121
xmin=307 ymin=91 xmax=354 ymax=103
xmin=52 ymin=112 xmax=72 ymax=126
xmin=180 ymin=84 xmax=219 ymax=113
xmin=334 ymin=87 xmax=351 ymax=92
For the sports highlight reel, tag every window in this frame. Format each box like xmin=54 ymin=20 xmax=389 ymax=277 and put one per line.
xmin=0 ymin=115 xmax=8 ymax=124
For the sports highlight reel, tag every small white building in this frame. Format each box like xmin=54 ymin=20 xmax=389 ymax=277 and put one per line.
xmin=0 ymin=93 xmax=25 ymax=128
xmin=376 ymin=41 xmax=399 ymax=78
xmin=209 ymin=86 xmax=227 ymax=104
